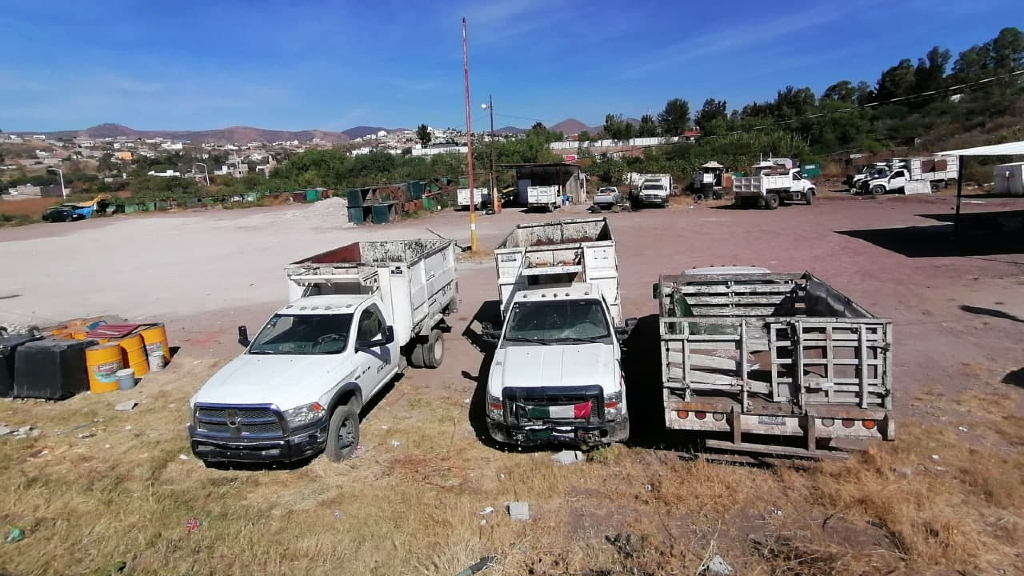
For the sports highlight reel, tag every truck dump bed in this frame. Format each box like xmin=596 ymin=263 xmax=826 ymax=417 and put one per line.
xmin=656 ymin=271 xmax=893 ymax=456
xmin=494 ymin=218 xmax=621 ymax=325
xmin=284 ymin=240 xmax=458 ymax=346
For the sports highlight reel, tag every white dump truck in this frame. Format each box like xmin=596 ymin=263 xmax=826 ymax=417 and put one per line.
xmin=527 ymin=185 xmax=561 ymax=212
xmin=733 ymin=163 xmax=816 ymax=209
xmin=485 ymin=218 xmax=628 ymax=447
xmin=857 ymin=155 xmax=959 ymax=195
xmin=189 ymin=240 xmax=458 ymax=464
xmin=457 ymin=187 xmax=491 ymax=210
xmin=655 ymin=268 xmax=894 ymax=458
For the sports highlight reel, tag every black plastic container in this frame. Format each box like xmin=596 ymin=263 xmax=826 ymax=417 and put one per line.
xmin=13 ymin=338 xmax=96 ymax=400
xmin=0 ymin=334 xmax=44 ymax=398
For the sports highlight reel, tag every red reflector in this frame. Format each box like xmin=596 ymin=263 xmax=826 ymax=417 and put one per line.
xmin=488 ymin=402 xmax=502 ymax=411
xmin=842 ymin=419 xmax=855 ymax=429
xmin=605 ymin=401 xmax=620 ymax=409
xmin=862 ymin=420 xmax=876 ymax=430
xmin=676 ymin=410 xmax=689 ymax=419
xmin=312 ymin=402 xmax=324 ymax=412
xmin=695 ymin=411 xmax=707 ymax=420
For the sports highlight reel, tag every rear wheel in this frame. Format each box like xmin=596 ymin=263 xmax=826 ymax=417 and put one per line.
xmin=424 ymin=329 xmax=445 ymax=369
xmin=765 ymin=193 xmax=781 ymax=210
xmin=326 ymin=398 xmax=361 ymax=462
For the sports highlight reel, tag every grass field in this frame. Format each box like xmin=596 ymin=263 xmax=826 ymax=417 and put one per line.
xmin=1 ymin=358 xmax=1020 ymax=576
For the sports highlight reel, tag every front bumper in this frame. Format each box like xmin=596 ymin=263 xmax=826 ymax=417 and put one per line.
xmin=641 ymin=195 xmax=667 ymax=205
xmin=189 ymin=420 xmax=329 ymax=463
xmin=487 ymin=417 xmax=629 ymax=447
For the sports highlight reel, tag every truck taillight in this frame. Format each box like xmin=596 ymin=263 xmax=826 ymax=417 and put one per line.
xmin=694 ymin=411 xmax=707 ymax=420
xmin=862 ymin=420 xmax=876 ymax=430
xmin=676 ymin=410 xmax=689 ymax=419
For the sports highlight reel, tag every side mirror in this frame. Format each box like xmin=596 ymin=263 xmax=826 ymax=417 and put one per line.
xmin=237 ymin=325 xmax=250 ymax=347
xmin=358 ymin=325 xmax=395 ymax=350
xmin=615 ymin=317 xmax=638 ymax=340
xmin=480 ymin=322 xmax=501 ymax=344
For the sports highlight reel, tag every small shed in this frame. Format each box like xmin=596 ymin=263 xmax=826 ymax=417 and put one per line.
xmin=993 ymin=162 xmax=1024 ymax=196
xmin=501 ymin=162 xmax=585 ymax=205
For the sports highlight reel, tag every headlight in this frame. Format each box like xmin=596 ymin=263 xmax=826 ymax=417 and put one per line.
xmin=486 ymin=392 xmax=504 ymax=421
xmin=604 ymin=390 xmax=624 ymax=420
xmin=283 ymin=402 xmax=326 ymax=428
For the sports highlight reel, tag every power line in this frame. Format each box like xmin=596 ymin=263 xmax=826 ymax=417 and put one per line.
xmin=583 ymin=68 xmax=1024 ymax=160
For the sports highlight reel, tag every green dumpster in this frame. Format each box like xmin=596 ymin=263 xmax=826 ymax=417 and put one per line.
xmin=348 ymin=206 xmax=366 ymax=225
xmin=305 ymin=189 xmax=319 ymax=203
xmin=799 ymin=163 xmax=821 ymax=178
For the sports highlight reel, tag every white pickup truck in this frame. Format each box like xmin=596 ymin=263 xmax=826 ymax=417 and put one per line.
xmin=485 ymin=218 xmax=629 ymax=447
xmin=188 ymin=240 xmax=458 ymax=464
xmin=733 ymin=164 xmax=816 ymax=209
xmin=858 ymin=156 xmax=958 ymax=195
xmin=636 ymin=174 xmax=672 ymax=207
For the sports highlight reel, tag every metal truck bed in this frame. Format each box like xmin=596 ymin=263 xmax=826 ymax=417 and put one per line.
xmin=656 ymin=271 xmax=894 ymax=456
xmin=494 ymin=218 xmax=621 ymax=325
xmin=284 ymin=240 xmax=458 ymax=346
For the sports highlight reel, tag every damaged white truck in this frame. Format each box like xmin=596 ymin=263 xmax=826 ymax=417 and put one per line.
xmin=188 ymin=240 xmax=458 ymax=464
xmin=485 ymin=218 xmax=629 ymax=448
xmin=655 ymin=268 xmax=894 ymax=457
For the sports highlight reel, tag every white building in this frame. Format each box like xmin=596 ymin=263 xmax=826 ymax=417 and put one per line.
xmin=147 ymin=169 xmax=181 ymax=177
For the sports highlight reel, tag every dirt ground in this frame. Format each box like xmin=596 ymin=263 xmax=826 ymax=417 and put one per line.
xmin=1 ymin=195 xmax=1023 ymax=575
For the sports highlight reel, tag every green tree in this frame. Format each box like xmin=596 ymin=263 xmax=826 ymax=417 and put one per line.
xmin=603 ymin=114 xmax=634 ymax=141
xmin=657 ymin=98 xmax=690 ymax=135
xmin=874 ymin=59 xmax=916 ymax=102
xmin=991 ymin=26 xmax=1024 ymax=72
xmin=577 ymin=130 xmax=591 ymax=142
xmin=694 ymin=98 xmax=729 ymax=129
xmin=637 ymin=114 xmax=659 ymax=137
xmin=914 ymin=46 xmax=951 ymax=94
xmin=416 ymin=124 xmax=432 ymax=146
xmin=98 ymin=152 xmax=117 ymax=173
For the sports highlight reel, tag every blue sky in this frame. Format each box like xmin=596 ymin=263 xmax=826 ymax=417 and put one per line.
xmin=0 ymin=0 xmax=1020 ymax=132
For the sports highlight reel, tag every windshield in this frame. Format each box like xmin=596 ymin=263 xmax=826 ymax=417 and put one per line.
xmin=504 ymin=299 xmax=612 ymax=344
xmin=642 ymin=184 xmax=665 ymax=190
xmin=249 ymin=313 xmax=353 ymax=355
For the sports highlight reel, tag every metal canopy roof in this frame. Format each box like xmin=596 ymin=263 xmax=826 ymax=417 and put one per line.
xmin=938 ymin=141 xmax=1024 ymax=156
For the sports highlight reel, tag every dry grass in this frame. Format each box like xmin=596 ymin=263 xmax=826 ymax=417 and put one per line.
xmin=459 ymin=248 xmax=495 ymax=262
xmin=0 ymin=197 xmax=57 ymax=216
xmin=1 ymin=360 xmax=1022 ymax=576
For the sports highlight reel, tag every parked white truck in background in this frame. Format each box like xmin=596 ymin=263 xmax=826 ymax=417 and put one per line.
xmin=527 ymin=185 xmax=561 ymax=212
xmin=486 ymin=218 xmax=629 ymax=447
xmin=457 ymin=187 xmax=491 ymax=210
xmin=857 ymin=155 xmax=959 ymax=195
xmin=656 ymin=268 xmax=894 ymax=457
xmin=733 ymin=163 xmax=816 ymax=209
xmin=189 ymin=240 xmax=458 ymax=464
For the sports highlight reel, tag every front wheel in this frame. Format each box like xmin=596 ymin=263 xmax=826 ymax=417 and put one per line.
xmin=805 ymin=189 xmax=815 ymax=205
xmin=326 ymin=399 xmax=361 ymax=462
xmin=871 ymin=185 xmax=886 ymax=196
xmin=765 ymin=193 xmax=781 ymax=210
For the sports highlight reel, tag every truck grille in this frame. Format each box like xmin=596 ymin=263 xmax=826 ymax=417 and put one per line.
xmin=503 ymin=386 xmax=604 ymax=425
xmin=194 ymin=405 xmax=284 ymax=437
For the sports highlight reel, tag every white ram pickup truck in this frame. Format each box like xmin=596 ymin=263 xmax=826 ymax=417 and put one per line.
xmin=485 ymin=218 xmax=629 ymax=447
xmin=188 ymin=240 xmax=458 ymax=464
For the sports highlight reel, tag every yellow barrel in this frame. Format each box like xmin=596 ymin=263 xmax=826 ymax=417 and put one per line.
xmin=86 ymin=343 xmax=123 ymax=393
xmin=118 ymin=333 xmax=149 ymax=377
xmin=139 ymin=324 xmax=171 ymax=364
xmin=71 ymin=330 xmax=88 ymax=340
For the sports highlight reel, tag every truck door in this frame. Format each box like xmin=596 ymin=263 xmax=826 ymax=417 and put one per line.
xmin=790 ymin=172 xmax=804 ymax=192
xmin=890 ymin=169 xmax=908 ymax=190
xmin=353 ymin=304 xmax=395 ymax=397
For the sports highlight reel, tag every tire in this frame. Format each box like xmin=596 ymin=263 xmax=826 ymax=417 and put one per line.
xmin=423 ymin=329 xmax=445 ymax=369
xmin=326 ymin=398 xmax=361 ymax=462
xmin=930 ymin=182 xmax=940 ymax=192
xmin=693 ymin=193 xmax=705 ymax=203
xmin=871 ymin=185 xmax=886 ymax=196
xmin=765 ymin=193 xmax=781 ymax=210
xmin=805 ymin=189 xmax=815 ymax=205
xmin=409 ymin=339 xmax=426 ymax=368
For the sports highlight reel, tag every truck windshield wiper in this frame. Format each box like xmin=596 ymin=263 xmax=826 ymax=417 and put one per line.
xmin=549 ymin=336 xmax=608 ymax=344
xmin=504 ymin=336 xmax=554 ymax=345
xmin=247 ymin=349 xmax=276 ymax=355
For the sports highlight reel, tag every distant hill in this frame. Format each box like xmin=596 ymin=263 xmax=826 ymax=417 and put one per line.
xmin=15 ymin=123 xmax=352 ymax=144
xmin=495 ymin=126 xmax=527 ymax=135
xmin=341 ymin=126 xmax=388 ymax=139
xmin=550 ymin=118 xmax=590 ymax=135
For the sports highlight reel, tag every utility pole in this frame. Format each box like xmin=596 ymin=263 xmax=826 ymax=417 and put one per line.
xmin=48 ymin=167 xmax=66 ymax=199
xmin=483 ymin=94 xmax=500 ymax=213
xmin=194 ymin=162 xmax=210 ymax=186
xmin=462 ymin=17 xmax=477 ymax=252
